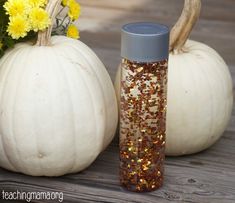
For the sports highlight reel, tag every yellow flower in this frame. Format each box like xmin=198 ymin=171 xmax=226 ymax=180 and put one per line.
xmin=62 ymin=0 xmax=68 ymax=6
xmin=0 ymin=41 xmax=3 ymax=50
xmin=68 ymin=0 xmax=81 ymax=21
xmin=67 ymin=24 xmax=79 ymax=39
xmin=29 ymin=7 xmax=51 ymax=32
xmin=28 ymin=0 xmax=47 ymax=8
xmin=62 ymin=0 xmax=74 ymax=7
xmin=7 ymin=16 xmax=30 ymax=39
xmin=4 ymin=0 xmax=29 ymax=17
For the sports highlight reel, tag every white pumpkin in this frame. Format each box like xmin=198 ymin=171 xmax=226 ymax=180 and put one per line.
xmin=166 ymin=39 xmax=233 ymax=155
xmin=0 ymin=0 xmax=118 ymax=176
xmin=115 ymin=0 xmax=233 ymax=156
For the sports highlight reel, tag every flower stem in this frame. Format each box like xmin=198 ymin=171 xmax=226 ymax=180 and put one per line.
xmin=36 ymin=0 xmax=62 ymax=46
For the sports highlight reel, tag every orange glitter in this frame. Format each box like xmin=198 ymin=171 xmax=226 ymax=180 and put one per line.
xmin=119 ymin=58 xmax=168 ymax=192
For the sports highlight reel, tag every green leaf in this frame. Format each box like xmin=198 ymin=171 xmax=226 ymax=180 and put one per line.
xmin=0 ymin=49 xmax=4 ymax=58
xmin=3 ymin=36 xmax=15 ymax=48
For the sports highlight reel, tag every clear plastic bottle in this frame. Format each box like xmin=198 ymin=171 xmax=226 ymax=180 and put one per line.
xmin=119 ymin=22 xmax=169 ymax=192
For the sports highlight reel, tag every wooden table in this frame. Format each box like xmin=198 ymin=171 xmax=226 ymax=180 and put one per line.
xmin=0 ymin=0 xmax=235 ymax=202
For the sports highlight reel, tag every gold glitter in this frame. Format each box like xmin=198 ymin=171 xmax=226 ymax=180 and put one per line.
xmin=137 ymin=67 xmax=144 ymax=72
xmin=143 ymin=165 xmax=149 ymax=171
xmin=127 ymin=141 xmax=134 ymax=146
xmin=120 ymin=58 xmax=168 ymax=192
xmin=147 ymin=129 xmax=152 ymax=134
xmin=156 ymin=84 xmax=161 ymax=91
xmin=133 ymin=64 xmax=137 ymax=68
xmin=140 ymin=179 xmax=148 ymax=186
xmin=136 ymin=185 xmax=141 ymax=191
xmin=130 ymin=171 xmax=137 ymax=176
xmin=157 ymin=171 xmax=161 ymax=177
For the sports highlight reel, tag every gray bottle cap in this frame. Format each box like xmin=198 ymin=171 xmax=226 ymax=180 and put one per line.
xmin=121 ymin=22 xmax=170 ymax=62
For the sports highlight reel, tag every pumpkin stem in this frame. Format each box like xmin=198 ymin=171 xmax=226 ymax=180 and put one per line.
xmin=169 ymin=0 xmax=201 ymax=53
xmin=36 ymin=0 xmax=62 ymax=46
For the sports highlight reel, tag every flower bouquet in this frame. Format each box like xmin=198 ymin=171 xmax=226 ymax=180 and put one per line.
xmin=0 ymin=0 xmax=81 ymax=58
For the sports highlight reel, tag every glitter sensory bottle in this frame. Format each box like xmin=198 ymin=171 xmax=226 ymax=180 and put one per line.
xmin=119 ymin=22 xmax=170 ymax=192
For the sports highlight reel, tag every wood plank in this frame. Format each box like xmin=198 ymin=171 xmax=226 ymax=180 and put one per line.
xmin=77 ymin=4 xmax=235 ymax=31
xmin=75 ymin=4 xmax=235 ymax=65
xmin=0 ymin=128 xmax=235 ymax=202
xmin=78 ymin=0 xmax=235 ymax=22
